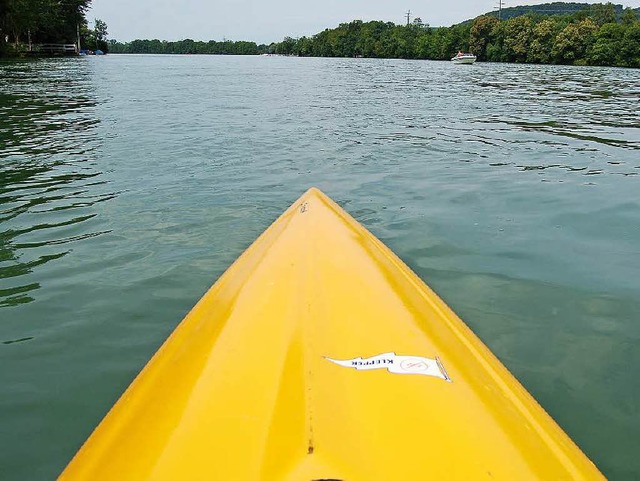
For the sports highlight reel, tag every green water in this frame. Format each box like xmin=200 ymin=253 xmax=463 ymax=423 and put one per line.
xmin=1 ymin=55 xmax=639 ymax=479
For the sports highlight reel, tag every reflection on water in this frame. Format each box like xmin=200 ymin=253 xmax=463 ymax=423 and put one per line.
xmin=302 ymin=59 xmax=640 ymax=187
xmin=475 ymin=65 xmax=640 ymax=178
xmin=0 ymin=59 xmax=114 ymax=306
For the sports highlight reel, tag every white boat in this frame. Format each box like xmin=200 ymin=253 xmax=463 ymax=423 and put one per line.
xmin=451 ymin=52 xmax=477 ymax=64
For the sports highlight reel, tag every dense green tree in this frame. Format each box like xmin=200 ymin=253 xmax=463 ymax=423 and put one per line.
xmin=587 ymin=22 xmax=625 ymax=65
xmin=1 ymin=0 xmax=91 ymax=55
xmin=275 ymin=36 xmax=296 ymax=55
xmin=414 ymin=28 xmax=433 ymax=58
xmin=528 ymin=18 xmax=561 ymax=63
xmin=38 ymin=0 xmax=90 ymax=44
xmin=84 ymin=18 xmax=108 ymax=52
xmin=93 ymin=18 xmax=108 ymax=52
xmin=590 ymin=2 xmax=617 ymax=26
xmin=412 ymin=18 xmax=426 ymax=28
xmin=470 ymin=16 xmax=500 ymax=60
xmin=621 ymin=8 xmax=638 ymax=26
xmin=620 ymin=22 xmax=640 ymax=67
xmin=503 ymin=15 xmax=535 ymax=62
xmin=552 ymin=18 xmax=598 ymax=64
xmin=486 ymin=21 xmax=508 ymax=62
xmin=3 ymin=0 xmax=47 ymax=46
xmin=446 ymin=24 xmax=472 ymax=56
xmin=0 ymin=0 xmax=6 ymax=55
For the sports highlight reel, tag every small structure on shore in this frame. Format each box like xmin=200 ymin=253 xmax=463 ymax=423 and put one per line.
xmin=28 ymin=44 xmax=78 ymax=57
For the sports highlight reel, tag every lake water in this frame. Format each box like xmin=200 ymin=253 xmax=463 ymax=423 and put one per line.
xmin=0 ymin=55 xmax=638 ymax=479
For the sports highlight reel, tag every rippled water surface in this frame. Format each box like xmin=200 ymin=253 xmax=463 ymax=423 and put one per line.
xmin=1 ymin=55 xmax=639 ymax=479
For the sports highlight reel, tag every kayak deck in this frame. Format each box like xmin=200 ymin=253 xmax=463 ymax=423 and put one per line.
xmin=60 ymin=188 xmax=603 ymax=480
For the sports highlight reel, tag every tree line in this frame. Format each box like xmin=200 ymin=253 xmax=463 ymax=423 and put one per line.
xmin=107 ymin=39 xmax=268 ymax=56
xmin=270 ymin=3 xmax=639 ymax=67
xmin=106 ymin=3 xmax=639 ymax=68
xmin=3 ymin=1 xmax=638 ymax=67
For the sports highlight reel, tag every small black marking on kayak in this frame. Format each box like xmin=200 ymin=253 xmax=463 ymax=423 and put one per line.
xmin=300 ymin=202 xmax=309 ymax=213
xmin=307 ymin=444 xmax=314 ymax=454
xmin=436 ymin=356 xmax=452 ymax=382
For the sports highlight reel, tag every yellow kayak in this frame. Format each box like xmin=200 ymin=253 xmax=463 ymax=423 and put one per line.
xmin=60 ymin=188 xmax=604 ymax=480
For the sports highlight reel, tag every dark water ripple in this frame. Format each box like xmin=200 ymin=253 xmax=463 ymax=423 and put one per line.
xmin=0 ymin=59 xmax=114 ymax=307
xmin=0 ymin=56 xmax=638 ymax=480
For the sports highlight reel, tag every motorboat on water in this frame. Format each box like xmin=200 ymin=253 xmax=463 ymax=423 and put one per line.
xmin=451 ymin=52 xmax=477 ymax=64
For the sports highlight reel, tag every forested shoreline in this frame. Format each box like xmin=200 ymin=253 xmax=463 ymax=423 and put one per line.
xmin=270 ymin=2 xmax=639 ymax=67
xmin=2 ymin=1 xmax=639 ymax=67
xmin=109 ymin=3 xmax=639 ymax=68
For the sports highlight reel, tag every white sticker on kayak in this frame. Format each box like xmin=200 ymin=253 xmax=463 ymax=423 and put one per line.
xmin=325 ymin=352 xmax=451 ymax=381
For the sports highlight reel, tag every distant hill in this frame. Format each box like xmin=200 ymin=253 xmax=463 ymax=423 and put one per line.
xmin=468 ymin=2 xmax=640 ymax=22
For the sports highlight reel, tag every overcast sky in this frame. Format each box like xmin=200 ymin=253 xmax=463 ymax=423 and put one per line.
xmin=87 ymin=0 xmax=640 ymax=44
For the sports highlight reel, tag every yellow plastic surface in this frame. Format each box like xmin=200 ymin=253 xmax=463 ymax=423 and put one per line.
xmin=60 ymin=188 xmax=604 ymax=480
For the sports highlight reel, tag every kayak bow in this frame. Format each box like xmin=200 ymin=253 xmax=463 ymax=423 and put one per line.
xmin=60 ymin=188 xmax=604 ymax=480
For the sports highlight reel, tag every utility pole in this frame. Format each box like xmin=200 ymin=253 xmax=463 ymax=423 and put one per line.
xmin=495 ymin=0 xmax=505 ymax=20
xmin=405 ymin=10 xmax=411 ymax=25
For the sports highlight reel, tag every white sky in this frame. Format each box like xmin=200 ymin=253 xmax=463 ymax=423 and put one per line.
xmin=87 ymin=0 xmax=640 ymax=44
